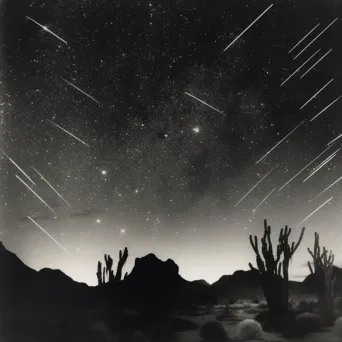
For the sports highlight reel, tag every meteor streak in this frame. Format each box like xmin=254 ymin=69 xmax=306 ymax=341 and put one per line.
xmin=311 ymin=175 xmax=342 ymax=202
xmin=28 ymin=216 xmax=69 ymax=254
xmin=310 ymin=94 xmax=342 ymax=122
xmin=16 ymin=175 xmax=56 ymax=215
xmin=303 ymin=151 xmax=338 ymax=183
xmin=280 ymin=49 xmax=321 ymax=86
xmin=47 ymin=120 xmax=90 ymax=147
xmin=32 ymin=167 xmax=71 ymax=207
xmin=252 ymin=187 xmax=276 ymax=213
xmin=223 ymin=4 xmax=274 ymax=52
xmin=0 ymin=149 xmax=36 ymax=186
xmin=295 ymin=197 xmax=333 ymax=228
xmin=278 ymin=144 xmax=334 ymax=192
xmin=184 ymin=92 xmax=225 ymax=115
xmin=300 ymin=49 xmax=332 ymax=79
xmin=293 ymin=18 xmax=338 ymax=60
xmin=300 ymin=78 xmax=334 ymax=110
xmin=26 ymin=16 xmax=67 ymax=45
xmin=234 ymin=167 xmax=275 ymax=207
xmin=256 ymin=121 xmax=304 ymax=164
xmin=327 ymin=133 xmax=342 ymax=146
xmin=288 ymin=23 xmax=320 ymax=54
xmin=310 ymin=149 xmax=339 ymax=174
xmin=60 ymin=77 xmax=100 ymax=104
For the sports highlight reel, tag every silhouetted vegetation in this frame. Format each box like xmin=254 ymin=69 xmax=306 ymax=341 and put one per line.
xmin=307 ymin=232 xmax=336 ymax=325
xmin=249 ymin=219 xmax=305 ymax=315
xmin=199 ymin=321 xmax=230 ymax=342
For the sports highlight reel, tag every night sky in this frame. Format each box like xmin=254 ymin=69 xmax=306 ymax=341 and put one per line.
xmin=1 ymin=0 xmax=342 ymax=286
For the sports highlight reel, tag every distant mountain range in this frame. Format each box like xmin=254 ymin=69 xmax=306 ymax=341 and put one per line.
xmin=1 ymin=241 xmax=340 ymax=313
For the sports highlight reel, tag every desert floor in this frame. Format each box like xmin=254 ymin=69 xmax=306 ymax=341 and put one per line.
xmin=4 ymin=298 xmax=342 ymax=342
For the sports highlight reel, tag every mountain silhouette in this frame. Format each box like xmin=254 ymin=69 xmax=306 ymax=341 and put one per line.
xmin=1 ymin=240 xmax=328 ymax=319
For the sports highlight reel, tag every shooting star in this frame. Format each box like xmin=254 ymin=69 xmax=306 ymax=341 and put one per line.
xmin=256 ymin=121 xmax=304 ymax=164
xmin=311 ymin=175 xmax=342 ymax=202
xmin=32 ymin=167 xmax=71 ymax=207
xmin=327 ymin=133 xmax=342 ymax=146
xmin=16 ymin=175 xmax=56 ymax=215
xmin=252 ymin=187 xmax=276 ymax=213
xmin=234 ymin=167 xmax=275 ymax=207
xmin=278 ymin=144 xmax=334 ymax=192
xmin=26 ymin=16 xmax=67 ymax=45
xmin=310 ymin=94 xmax=342 ymax=122
xmin=309 ymin=148 xmax=339 ymax=174
xmin=300 ymin=78 xmax=334 ymax=110
xmin=288 ymin=23 xmax=321 ymax=54
xmin=280 ymin=49 xmax=321 ymax=86
xmin=223 ymin=4 xmax=274 ymax=52
xmin=295 ymin=197 xmax=333 ymax=228
xmin=59 ymin=77 xmax=100 ymax=105
xmin=0 ymin=149 xmax=36 ymax=186
xmin=47 ymin=120 xmax=90 ymax=147
xmin=293 ymin=18 xmax=338 ymax=60
xmin=28 ymin=216 xmax=69 ymax=254
xmin=300 ymin=49 xmax=332 ymax=79
xmin=303 ymin=150 xmax=338 ymax=183
xmin=184 ymin=92 xmax=225 ymax=115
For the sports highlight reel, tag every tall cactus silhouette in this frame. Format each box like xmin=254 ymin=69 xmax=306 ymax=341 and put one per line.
xmin=249 ymin=219 xmax=305 ymax=314
xmin=308 ymin=232 xmax=336 ymax=324
xmin=96 ymin=247 xmax=129 ymax=285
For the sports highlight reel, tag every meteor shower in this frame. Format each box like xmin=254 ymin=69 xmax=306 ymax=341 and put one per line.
xmin=2 ymin=0 xmax=342 ymax=341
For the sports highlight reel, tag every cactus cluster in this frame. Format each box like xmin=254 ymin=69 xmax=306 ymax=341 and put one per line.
xmin=96 ymin=247 xmax=129 ymax=285
xmin=249 ymin=219 xmax=305 ymax=314
xmin=308 ymin=232 xmax=335 ymax=324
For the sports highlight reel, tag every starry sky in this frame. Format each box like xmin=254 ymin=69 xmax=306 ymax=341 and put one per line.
xmin=1 ymin=0 xmax=342 ymax=286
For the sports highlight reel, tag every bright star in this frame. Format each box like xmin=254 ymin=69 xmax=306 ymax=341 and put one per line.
xmin=193 ymin=126 xmax=200 ymax=133
xmin=96 ymin=219 xmax=101 ymax=224
xmin=120 ymin=229 xmax=126 ymax=234
xmin=101 ymin=170 xmax=107 ymax=176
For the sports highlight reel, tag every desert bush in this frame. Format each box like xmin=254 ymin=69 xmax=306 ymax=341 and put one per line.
xmin=236 ymin=319 xmax=262 ymax=340
xmin=199 ymin=321 xmax=230 ymax=342
xmin=297 ymin=300 xmax=318 ymax=313
xmin=217 ymin=305 xmax=232 ymax=321
xmin=254 ymin=310 xmax=322 ymax=338
xmin=291 ymin=312 xmax=323 ymax=337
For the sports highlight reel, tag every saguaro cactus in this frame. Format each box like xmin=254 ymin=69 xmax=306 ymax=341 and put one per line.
xmin=97 ymin=261 xmax=102 ymax=285
xmin=249 ymin=219 xmax=305 ymax=314
xmin=308 ymin=232 xmax=336 ymax=324
xmin=96 ymin=247 xmax=129 ymax=285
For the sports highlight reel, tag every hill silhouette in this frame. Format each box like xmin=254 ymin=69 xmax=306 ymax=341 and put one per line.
xmin=1 ymin=240 xmax=333 ymax=316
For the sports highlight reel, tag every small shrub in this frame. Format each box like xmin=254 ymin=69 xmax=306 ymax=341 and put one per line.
xmin=236 ymin=319 xmax=263 ymax=340
xmin=252 ymin=298 xmax=259 ymax=304
xmin=297 ymin=300 xmax=318 ymax=313
xmin=199 ymin=321 xmax=230 ymax=342
xmin=293 ymin=312 xmax=322 ymax=334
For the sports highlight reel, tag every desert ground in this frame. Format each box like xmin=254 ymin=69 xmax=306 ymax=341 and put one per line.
xmin=4 ymin=297 xmax=342 ymax=342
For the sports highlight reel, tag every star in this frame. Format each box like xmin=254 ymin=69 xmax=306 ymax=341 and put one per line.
xmin=192 ymin=126 xmax=200 ymax=133
xmin=101 ymin=170 xmax=107 ymax=176
xmin=96 ymin=219 xmax=101 ymax=224
xmin=120 ymin=228 xmax=126 ymax=234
